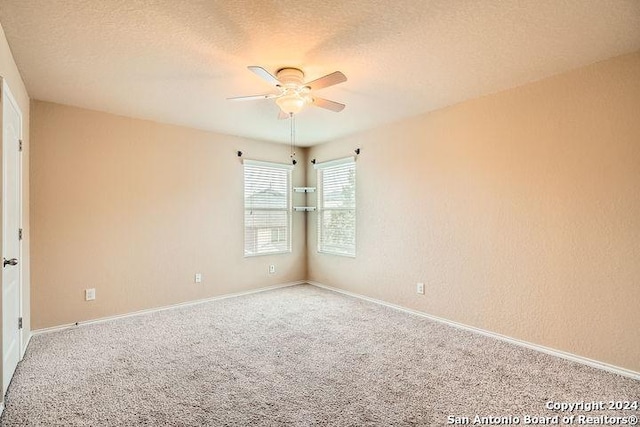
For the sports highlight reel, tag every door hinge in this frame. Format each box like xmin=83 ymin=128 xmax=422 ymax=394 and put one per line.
xmin=19 ymin=139 xmax=23 ymax=151
xmin=18 ymin=317 xmax=23 ymax=329
xmin=19 ymin=228 xmax=23 ymax=240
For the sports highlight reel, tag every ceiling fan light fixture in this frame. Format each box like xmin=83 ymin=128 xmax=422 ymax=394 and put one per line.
xmin=230 ymin=66 xmax=347 ymax=117
xmin=276 ymin=92 xmax=305 ymax=115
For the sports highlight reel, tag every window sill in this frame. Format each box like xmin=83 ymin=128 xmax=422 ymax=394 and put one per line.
xmin=244 ymin=250 xmax=292 ymax=258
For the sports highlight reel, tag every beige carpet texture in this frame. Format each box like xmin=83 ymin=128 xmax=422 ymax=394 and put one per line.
xmin=2 ymin=284 xmax=638 ymax=426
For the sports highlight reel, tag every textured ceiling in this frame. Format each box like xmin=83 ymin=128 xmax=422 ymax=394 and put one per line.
xmin=1 ymin=0 xmax=639 ymax=146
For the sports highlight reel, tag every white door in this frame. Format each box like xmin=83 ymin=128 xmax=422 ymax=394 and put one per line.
xmin=2 ymin=79 xmax=22 ymax=395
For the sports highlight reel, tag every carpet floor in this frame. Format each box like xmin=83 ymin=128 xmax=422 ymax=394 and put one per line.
xmin=1 ymin=284 xmax=638 ymax=426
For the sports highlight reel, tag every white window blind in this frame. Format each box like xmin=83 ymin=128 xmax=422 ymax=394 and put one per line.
xmin=317 ymin=158 xmax=356 ymax=257
xmin=244 ymin=160 xmax=292 ymax=256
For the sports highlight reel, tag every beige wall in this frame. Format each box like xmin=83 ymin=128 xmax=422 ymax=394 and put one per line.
xmin=30 ymin=101 xmax=306 ymax=329
xmin=307 ymin=52 xmax=640 ymax=372
xmin=0 ymin=22 xmax=30 ymax=400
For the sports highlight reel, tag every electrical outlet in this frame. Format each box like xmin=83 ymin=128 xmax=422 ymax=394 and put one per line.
xmin=269 ymin=265 xmax=276 ymax=274
xmin=85 ymin=288 xmax=96 ymax=301
xmin=195 ymin=273 xmax=202 ymax=283
xmin=416 ymin=283 xmax=424 ymax=295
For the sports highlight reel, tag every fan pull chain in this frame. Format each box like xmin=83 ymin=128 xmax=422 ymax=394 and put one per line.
xmin=289 ymin=113 xmax=297 ymax=160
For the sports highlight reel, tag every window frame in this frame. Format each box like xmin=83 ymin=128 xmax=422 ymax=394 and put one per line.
xmin=315 ymin=156 xmax=356 ymax=257
xmin=243 ymin=159 xmax=293 ymax=257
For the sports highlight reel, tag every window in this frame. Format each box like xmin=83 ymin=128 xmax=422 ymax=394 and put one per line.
xmin=316 ymin=157 xmax=356 ymax=257
xmin=244 ymin=160 xmax=292 ymax=256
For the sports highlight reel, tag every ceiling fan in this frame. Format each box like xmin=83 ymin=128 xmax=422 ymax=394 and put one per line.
xmin=228 ymin=66 xmax=347 ymax=118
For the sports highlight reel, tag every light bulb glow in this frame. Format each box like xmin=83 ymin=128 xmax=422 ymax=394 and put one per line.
xmin=276 ymin=92 xmax=305 ymax=115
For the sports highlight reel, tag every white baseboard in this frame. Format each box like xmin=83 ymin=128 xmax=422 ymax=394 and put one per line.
xmin=307 ymin=281 xmax=640 ymax=381
xmin=32 ymin=281 xmax=305 ymax=336
xmin=21 ymin=332 xmax=31 ymax=359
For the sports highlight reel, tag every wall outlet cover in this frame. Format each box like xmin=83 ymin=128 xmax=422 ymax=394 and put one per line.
xmin=269 ymin=265 xmax=276 ymax=274
xmin=85 ymin=288 xmax=96 ymax=301
xmin=416 ymin=283 xmax=425 ymax=295
xmin=195 ymin=273 xmax=202 ymax=283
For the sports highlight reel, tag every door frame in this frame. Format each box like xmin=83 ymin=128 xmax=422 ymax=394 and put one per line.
xmin=1 ymin=77 xmax=24 ymax=372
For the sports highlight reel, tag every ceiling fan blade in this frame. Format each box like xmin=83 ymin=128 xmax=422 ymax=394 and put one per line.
xmin=312 ymin=97 xmax=346 ymax=112
xmin=248 ymin=66 xmax=281 ymax=87
xmin=227 ymin=93 xmax=277 ymax=101
xmin=304 ymin=71 xmax=347 ymax=90
xmin=278 ymin=110 xmax=290 ymax=120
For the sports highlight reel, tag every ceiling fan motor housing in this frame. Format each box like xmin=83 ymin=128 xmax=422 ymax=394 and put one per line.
xmin=276 ymin=68 xmax=305 ymax=88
